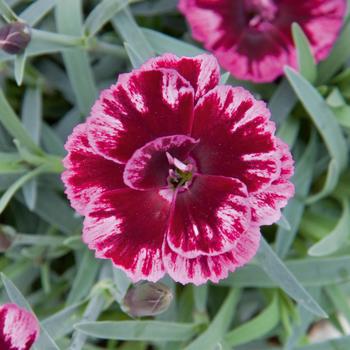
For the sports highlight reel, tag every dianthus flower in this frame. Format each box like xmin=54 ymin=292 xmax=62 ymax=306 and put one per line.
xmin=179 ymin=0 xmax=346 ymax=82
xmin=62 ymin=54 xmax=294 ymax=285
xmin=0 ymin=303 xmax=40 ymax=350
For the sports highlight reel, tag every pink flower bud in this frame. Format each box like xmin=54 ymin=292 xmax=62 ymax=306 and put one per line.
xmin=122 ymin=282 xmax=173 ymax=317
xmin=0 ymin=22 xmax=31 ymax=55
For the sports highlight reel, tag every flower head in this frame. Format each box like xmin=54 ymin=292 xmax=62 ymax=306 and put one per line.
xmin=179 ymin=0 xmax=346 ymax=82
xmin=0 ymin=303 xmax=40 ymax=350
xmin=62 ymin=54 xmax=294 ymax=285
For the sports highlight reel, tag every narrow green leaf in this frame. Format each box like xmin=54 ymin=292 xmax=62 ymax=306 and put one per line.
xmin=21 ymin=87 xmax=42 ymax=210
xmin=1 ymin=272 xmax=32 ymax=309
xmin=42 ymin=302 xmax=84 ymax=340
xmin=326 ymin=87 xmax=345 ymax=108
xmin=124 ymin=41 xmax=145 ymax=68
xmin=41 ymin=123 xmax=65 ymax=156
xmin=22 ymin=87 xmax=42 ymax=145
xmin=220 ymin=72 xmax=230 ymax=84
xmin=256 ymin=238 xmax=327 ymax=318
xmin=112 ymin=7 xmax=154 ymax=63
xmin=132 ymin=0 xmax=177 ymax=16
xmin=67 ymin=248 xmax=100 ymax=305
xmin=222 ymin=255 xmax=350 ymax=288
xmin=292 ymin=23 xmax=317 ymax=83
xmin=21 ymin=179 xmax=37 ymax=211
xmin=19 ymin=0 xmax=56 ymax=26
xmin=75 ymin=321 xmax=198 ymax=341
xmin=0 ymin=152 xmax=26 ymax=174
xmin=25 ymin=189 xmax=81 ymax=235
xmin=185 ymin=289 xmax=241 ymax=350
xmin=275 ymin=215 xmax=291 ymax=232
xmin=14 ymin=53 xmax=26 ymax=86
xmin=0 ymin=165 xmax=47 ymax=215
xmin=296 ymin=335 xmax=350 ymax=349
xmin=332 ymin=105 xmax=350 ymax=128
xmin=0 ymin=89 xmax=43 ymax=155
xmin=112 ymin=265 xmax=131 ymax=303
xmin=12 ymin=234 xmax=65 ymax=247
xmin=55 ymin=0 xmax=97 ymax=115
xmin=29 ymin=29 xmax=83 ymax=55
xmin=193 ymin=285 xmax=208 ymax=313
xmin=309 ymin=199 xmax=350 ymax=256
xmin=224 ymin=294 xmax=279 ymax=346
xmin=142 ymin=28 xmax=205 ymax=56
xmin=85 ymin=0 xmax=128 ymax=37
xmin=318 ymin=17 xmax=350 ymax=83
xmin=0 ymin=0 xmax=18 ymax=22
xmin=325 ymin=285 xmax=350 ymax=326
xmin=310 ymin=159 xmax=340 ymax=203
xmin=55 ymin=107 xmax=82 ymax=141
xmin=70 ymin=294 xmax=105 ymax=350
xmin=285 ymin=67 xmax=348 ymax=201
xmin=63 ymin=235 xmax=84 ymax=250
xmin=276 ymin=131 xmax=317 ymax=258
xmin=284 ymin=288 xmax=320 ymax=350
xmin=276 ymin=116 xmax=300 ymax=147
xmin=269 ymin=78 xmax=297 ymax=127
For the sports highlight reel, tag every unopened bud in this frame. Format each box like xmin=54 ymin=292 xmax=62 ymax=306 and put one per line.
xmin=0 ymin=22 xmax=31 ymax=54
xmin=0 ymin=226 xmax=14 ymax=252
xmin=122 ymin=282 xmax=173 ymax=317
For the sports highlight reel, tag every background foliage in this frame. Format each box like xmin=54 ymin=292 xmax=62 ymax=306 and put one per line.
xmin=1 ymin=0 xmax=350 ymax=349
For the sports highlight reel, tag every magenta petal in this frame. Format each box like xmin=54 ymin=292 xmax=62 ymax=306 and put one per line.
xmin=192 ymin=86 xmax=280 ymax=193
xmin=87 ymin=69 xmax=194 ymax=163
xmin=179 ymin=0 xmax=346 ymax=82
xmin=250 ymin=139 xmax=295 ymax=225
xmin=167 ymin=175 xmax=250 ymax=258
xmin=163 ymin=226 xmax=260 ymax=285
xmin=124 ymin=135 xmax=198 ymax=190
xmin=0 ymin=303 xmax=40 ymax=350
xmin=219 ymin=28 xmax=296 ymax=83
xmin=141 ymin=53 xmax=220 ymax=101
xmin=275 ymin=0 xmax=347 ymax=62
xmin=83 ymin=189 xmax=174 ymax=282
xmin=62 ymin=123 xmax=126 ymax=215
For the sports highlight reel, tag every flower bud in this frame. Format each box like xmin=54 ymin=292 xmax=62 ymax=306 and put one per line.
xmin=0 ymin=233 xmax=11 ymax=252
xmin=0 ymin=226 xmax=14 ymax=252
xmin=122 ymin=282 xmax=173 ymax=317
xmin=0 ymin=22 xmax=31 ymax=54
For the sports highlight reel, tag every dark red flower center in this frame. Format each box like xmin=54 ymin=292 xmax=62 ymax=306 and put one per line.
xmin=244 ymin=0 xmax=278 ymax=29
xmin=123 ymin=135 xmax=199 ymax=191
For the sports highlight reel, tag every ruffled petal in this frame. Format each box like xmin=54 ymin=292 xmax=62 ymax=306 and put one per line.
xmin=87 ymin=69 xmax=194 ymax=163
xmin=163 ymin=226 xmax=260 ymax=285
xmin=179 ymin=0 xmax=346 ymax=82
xmin=250 ymin=139 xmax=295 ymax=225
xmin=124 ymin=135 xmax=198 ymax=190
xmin=0 ymin=303 xmax=40 ymax=350
xmin=275 ymin=0 xmax=346 ymax=61
xmin=141 ymin=53 xmax=220 ymax=101
xmin=62 ymin=123 xmax=125 ymax=215
xmin=192 ymin=86 xmax=280 ymax=193
xmin=167 ymin=175 xmax=250 ymax=258
xmin=216 ymin=27 xmax=296 ymax=83
xmin=83 ymin=189 xmax=174 ymax=282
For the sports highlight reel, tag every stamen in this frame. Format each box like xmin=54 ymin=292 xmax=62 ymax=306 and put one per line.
xmin=166 ymin=153 xmax=195 ymax=189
